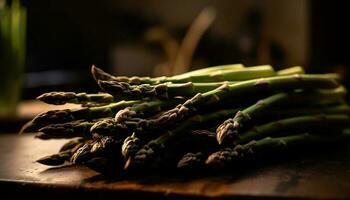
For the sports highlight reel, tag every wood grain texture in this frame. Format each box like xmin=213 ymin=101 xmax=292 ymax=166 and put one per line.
xmin=1 ymin=133 xmax=350 ymax=200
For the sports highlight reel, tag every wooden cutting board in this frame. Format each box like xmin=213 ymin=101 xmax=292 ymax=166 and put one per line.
xmin=1 ymin=133 xmax=350 ymax=200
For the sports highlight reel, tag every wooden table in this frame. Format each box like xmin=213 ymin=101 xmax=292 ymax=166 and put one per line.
xmin=1 ymin=133 xmax=350 ymax=199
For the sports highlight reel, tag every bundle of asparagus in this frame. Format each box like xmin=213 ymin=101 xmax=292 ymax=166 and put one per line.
xmin=22 ymin=64 xmax=350 ymax=175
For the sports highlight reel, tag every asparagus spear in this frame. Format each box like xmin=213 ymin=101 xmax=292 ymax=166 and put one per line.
xmin=142 ymin=74 xmax=340 ymax=133
xmin=217 ymin=86 xmax=347 ymax=145
xmin=233 ymin=114 xmax=350 ymax=146
xmin=97 ymin=81 xmax=233 ymax=99
xmin=37 ymin=92 xmax=115 ymax=105
xmin=124 ymin=109 xmax=239 ymax=171
xmin=206 ymin=131 xmax=350 ymax=168
xmin=92 ymin=65 xmax=275 ymax=84
xmin=20 ymin=100 xmax=140 ymax=133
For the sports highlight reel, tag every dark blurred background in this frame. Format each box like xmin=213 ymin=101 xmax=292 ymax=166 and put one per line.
xmin=2 ymin=0 xmax=350 ymax=99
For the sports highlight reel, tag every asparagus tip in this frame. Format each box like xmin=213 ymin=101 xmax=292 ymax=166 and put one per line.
xmin=91 ymin=64 xmax=98 ymax=82
xmin=205 ymin=151 xmax=229 ymax=169
xmin=19 ymin=120 xmax=35 ymax=135
xmin=36 ymin=154 xmax=66 ymax=166
xmin=177 ymin=152 xmax=203 ymax=169
xmin=91 ymin=64 xmax=112 ymax=82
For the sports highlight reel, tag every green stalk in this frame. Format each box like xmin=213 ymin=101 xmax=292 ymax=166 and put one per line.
xmin=233 ymin=114 xmax=350 ymax=146
xmin=37 ymin=92 xmax=115 ymax=105
xmin=268 ymin=104 xmax=350 ymax=118
xmin=206 ymin=131 xmax=350 ymax=168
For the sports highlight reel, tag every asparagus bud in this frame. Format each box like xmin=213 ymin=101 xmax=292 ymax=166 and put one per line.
xmin=177 ymin=152 xmax=204 ymax=169
xmin=121 ymin=133 xmax=142 ymax=158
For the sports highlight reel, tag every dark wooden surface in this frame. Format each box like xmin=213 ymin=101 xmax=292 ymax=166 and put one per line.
xmin=1 ymin=133 xmax=350 ymax=200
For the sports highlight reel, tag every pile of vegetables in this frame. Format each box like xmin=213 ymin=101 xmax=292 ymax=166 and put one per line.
xmin=21 ymin=64 xmax=350 ymax=175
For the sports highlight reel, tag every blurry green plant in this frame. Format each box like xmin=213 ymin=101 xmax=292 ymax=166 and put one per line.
xmin=0 ymin=0 xmax=26 ymax=117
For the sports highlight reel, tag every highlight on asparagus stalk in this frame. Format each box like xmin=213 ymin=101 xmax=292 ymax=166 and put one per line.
xmin=171 ymin=64 xmax=245 ymax=78
xmin=276 ymin=66 xmax=305 ymax=76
